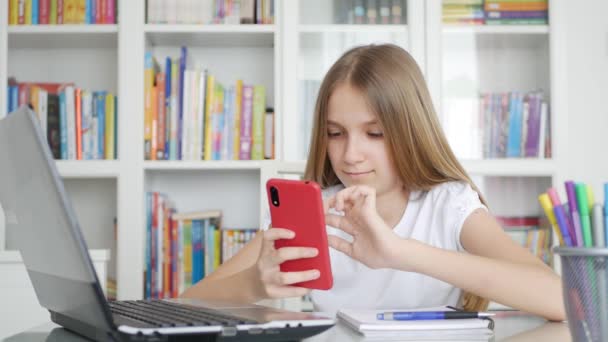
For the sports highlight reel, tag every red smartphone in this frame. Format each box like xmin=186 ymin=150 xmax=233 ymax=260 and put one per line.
xmin=266 ymin=178 xmax=333 ymax=290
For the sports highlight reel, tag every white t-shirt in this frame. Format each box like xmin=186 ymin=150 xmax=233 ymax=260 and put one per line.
xmin=263 ymin=181 xmax=486 ymax=315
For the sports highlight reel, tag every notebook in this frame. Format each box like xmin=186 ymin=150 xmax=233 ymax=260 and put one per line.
xmin=337 ymin=306 xmax=494 ymax=341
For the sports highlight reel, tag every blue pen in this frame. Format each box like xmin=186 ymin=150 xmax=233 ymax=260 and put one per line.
xmin=553 ymin=205 xmax=574 ymax=247
xmin=376 ymin=311 xmax=494 ymax=321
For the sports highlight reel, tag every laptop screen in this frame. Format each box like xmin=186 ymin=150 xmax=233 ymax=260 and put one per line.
xmin=0 ymin=107 xmax=114 ymax=331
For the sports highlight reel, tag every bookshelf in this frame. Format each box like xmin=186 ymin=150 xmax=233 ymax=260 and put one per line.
xmin=0 ymin=0 xmax=571 ymax=312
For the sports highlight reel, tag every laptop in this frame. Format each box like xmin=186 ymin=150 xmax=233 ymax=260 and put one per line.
xmin=0 ymin=107 xmax=334 ymax=341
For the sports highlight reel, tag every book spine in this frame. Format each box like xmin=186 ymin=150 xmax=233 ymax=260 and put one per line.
xmin=233 ymin=80 xmax=242 ymax=160
xmin=39 ymin=0 xmax=50 ymax=23
xmin=84 ymin=0 xmax=91 ymax=23
xmin=192 ymin=219 xmax=202 ymax=283
xmin=94 ymin=0 xmax=101 ymax=23
xmin=145 ymin=192 xmax=152 ymax=299
xmin=75 ymin=88 xmax=82 ymax=160
xmin=9 ymin=0 xmax=18 ymax=25
xmin=177 ymin=219 xmax=184 ymax=295
xmin=204 ymin=74 xmax=215 ymax=160
xmin=49 ymin=0 xmax=57 ymax=24
xmin=177 ymin=46 xmax=187 ymax=160
xmin=170 ymin=59 xmax=179 ymax=160
xmin=156 ymin=73 xmax=166 ymax=160
xmin=83 ymin=92 xmax=94 ymax=159
xmin=196 ymin=70 xmax=206 ymax=161
xmin=56 ymin=0 xmax=63 ymax=23
xmin=105 ymin=93 xmax=115 ymax=159
xmin=59 ymin=90 xmax=67 ymax=159
xmin=239 ymin=85 xmax=253 ymax=160
xmin=47 ymin=94 xmax=61 ymax=159
xmin=264 ymin=109 xmax=274 ymax=159
xmin=65 ymin=86 xmax=76 ymax=160
xmin=144 ymin=52 xmax=154 ymax=160
xmin=97 ymin=91 xmax=106 ymax=159
xmin=31 ymin=0 xmax=38 ymax=24
xmin=171 ymin=216 xmax=178 ymax=298
xmin=164 ymin=57 xmax=172 ymax=160
xmin=105 ymin=0 xmax=114 ymax=23
xmin=251 ymin=85 xmax=265 ymax=160
xmin=183 ymin=220 xmax=192 ymax=289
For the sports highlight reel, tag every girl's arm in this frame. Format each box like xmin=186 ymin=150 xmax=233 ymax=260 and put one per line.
xmin=180 ymin=231 xmax=264 ymax=302
xmin=181 ymin=228 xmax=319 ymax=303
xmin=391 ymin=208 xmax=566 ymax=321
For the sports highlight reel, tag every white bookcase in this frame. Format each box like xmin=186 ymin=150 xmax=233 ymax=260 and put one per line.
xmin=0 ymin=0 xmax=570 ymax=313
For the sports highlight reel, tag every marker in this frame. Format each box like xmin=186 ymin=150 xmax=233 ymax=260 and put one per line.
xmin=538 ymin=193 xmax=565 ymax=246
xmin=376 ymin=311 xmax=495 ymax=321
xmin=592 ymin=204 xmax=604 ymax=247
xmin=604 ymin=183 xmax=608 ymax=246
xmin=586 ymin=185 xmax=595 ymax=213
xmin=547 ymin=188 xmax=575 ymax=247
xmin=575 ymin=183 xmax=593 ymax=247
xmin=564 ymin=182 xmax=584 ymax=247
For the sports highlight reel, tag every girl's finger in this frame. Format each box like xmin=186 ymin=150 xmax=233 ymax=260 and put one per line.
xmin=263 ymin=228 xmax=295 ymax=242
xmin=328 ymin=235 xmax=353 ymax=257
xmin=267 ymin=286 xmax=311 ymax=299
xmin=274 ymin=247 xmax=319 ymax=264
xmin=276 ymin=269 xmax=321 ymax=285
xmin=325 ymin=213 xmax=356 ymax=235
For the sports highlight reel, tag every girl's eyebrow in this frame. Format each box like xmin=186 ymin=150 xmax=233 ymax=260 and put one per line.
xmin=327 ymin=119 xmax=379 ymax=126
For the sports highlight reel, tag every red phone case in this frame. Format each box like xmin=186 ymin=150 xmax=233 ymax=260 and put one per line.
xmin=266 ymin=178 xmax=333 ymax=290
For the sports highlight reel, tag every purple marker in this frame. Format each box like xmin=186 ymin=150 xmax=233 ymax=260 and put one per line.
xmin=565 ymin=181 xmax=584 ymax=247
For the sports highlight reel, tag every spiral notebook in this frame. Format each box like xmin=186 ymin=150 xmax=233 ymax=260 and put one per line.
xmin=337 ymin=306 xmax=494 ymax=340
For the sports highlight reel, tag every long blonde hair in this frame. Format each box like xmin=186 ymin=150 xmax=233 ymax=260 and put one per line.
xmin=304 ymin=44 xmax=489 ymax=312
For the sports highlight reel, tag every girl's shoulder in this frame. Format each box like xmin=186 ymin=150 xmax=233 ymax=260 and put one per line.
xmin=425 ymin=181 xmax=477 ymax=200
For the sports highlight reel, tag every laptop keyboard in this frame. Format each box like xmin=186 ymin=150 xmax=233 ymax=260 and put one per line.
xmin=109 ymin=300 xmax=259 ymax=328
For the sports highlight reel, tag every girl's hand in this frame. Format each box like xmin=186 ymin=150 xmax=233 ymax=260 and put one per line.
xmin=254 ymin=228 xmax=321 ymax=300
xmin=325 ymin=185 xmax=402 ymax=269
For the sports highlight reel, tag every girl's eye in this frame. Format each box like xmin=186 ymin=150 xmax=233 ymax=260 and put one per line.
xmin=327 ymin=131 xmax=342 ymax=138
xmin=368 ymin=132 xmax=384 ymax=138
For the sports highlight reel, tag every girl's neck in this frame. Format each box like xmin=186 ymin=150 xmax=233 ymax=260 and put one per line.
xmin=376 ymin=187 xmax=409 ymax=229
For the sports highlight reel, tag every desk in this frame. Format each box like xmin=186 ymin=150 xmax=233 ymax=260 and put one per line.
xmin=2 ymin=312 xmax=571 ymax=342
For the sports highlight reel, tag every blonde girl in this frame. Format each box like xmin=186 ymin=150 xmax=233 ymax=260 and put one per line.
xmin=182 ymin=44 xmax=565 ymax=321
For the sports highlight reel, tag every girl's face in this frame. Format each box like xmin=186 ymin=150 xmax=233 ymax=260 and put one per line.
xmin=326 ymin=83 xmax=403 ymax=196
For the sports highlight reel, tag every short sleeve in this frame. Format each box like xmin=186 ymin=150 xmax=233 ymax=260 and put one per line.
xmin=444 ymin=182 xmax=487 ymax=252
xmin=261 ymin=208 xmax=271 ymax=231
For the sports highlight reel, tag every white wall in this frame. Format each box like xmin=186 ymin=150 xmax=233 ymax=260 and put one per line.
xmin=565 ymin=0 xmax=608 ymax=195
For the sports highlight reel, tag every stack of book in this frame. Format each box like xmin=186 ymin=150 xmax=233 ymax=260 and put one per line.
xmin=442 ymin=0 xmax=548 ymax=25
xmin=442 ymin=0 xmax=484 ymax=25
xmin=333 ymin=0 xmax=405 ymax=25
xmin=146 ymin=0 xmax=274 ymax=25
xmin=144 ymin=48 xmax=274 ymax=161
xmin=144 ymin=191 xmax=256 ymax=299
xmin=8 ymin=0 xmax=118 ymax=25
xmin=497 ymin=216 xmax=553 ymax=266
xmin=6 ymin=79 xmax=117 ymax=160
xmin=485 ymin=0 xmax=548 ymax=25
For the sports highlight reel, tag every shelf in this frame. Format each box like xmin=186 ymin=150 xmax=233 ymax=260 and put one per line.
xmin=144 ymin=24 xmax=275 ymax=47
xmin=144 ymin=160 xmax=265 ymax=171
xmin=56 ymin=160 xmax=121 ymax=178
xmin=461 ymin=159 xmax=556 ymax=177
xmin=298 ymin=24 xmax=408 ymax=34
xmin=442 ymin=25 xmax=549 ymax=35
xmin=0 ymin=249 xmax=110 ymax=263
xmin=8 ymin=25 xmax=119 ymax=49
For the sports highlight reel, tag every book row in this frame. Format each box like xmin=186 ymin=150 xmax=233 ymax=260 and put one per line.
xmin=8 ymin=0 xmax=117 ymax=25
xmin=6 ymin=80 xmax=117 ymax=160
xmin=146 ymin=0 xmax=275 ymax=25
xmin=144 ymin=48 xmax=274 ymax=161
xmin=442 ymin=0 xmax=548 ymax=25
xmin=333 ymin=0 xmax=406 ymax=25
xmin=144 ymin=191 xmax=256 ymax=299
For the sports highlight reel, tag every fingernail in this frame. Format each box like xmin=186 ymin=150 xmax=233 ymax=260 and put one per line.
xmin=288 ymin=231 xmax=295 ymax=238
xmin=312 ymin=270 xmax=320 ymax=278
xmin=309 ymin=249 xmax=318 ymax=256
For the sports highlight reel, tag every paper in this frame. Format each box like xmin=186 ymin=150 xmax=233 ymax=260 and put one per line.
xmin=337 ymin=306 xmax=494 ymax=339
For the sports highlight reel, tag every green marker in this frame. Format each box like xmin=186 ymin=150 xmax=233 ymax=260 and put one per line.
xmin=575 ymin=183 xmax=593 ymax=247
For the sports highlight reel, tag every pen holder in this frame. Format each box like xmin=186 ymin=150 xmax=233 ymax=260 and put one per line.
xmin=554 ymin=247 xmax=608 ymax=342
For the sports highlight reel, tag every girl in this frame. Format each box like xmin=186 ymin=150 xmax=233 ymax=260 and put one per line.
xmin=182 ymin=44 xmax=565 ymax=321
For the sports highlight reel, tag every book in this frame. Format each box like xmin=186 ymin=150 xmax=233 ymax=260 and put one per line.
xmin=338 ymin=306 xmax=494 ymax=340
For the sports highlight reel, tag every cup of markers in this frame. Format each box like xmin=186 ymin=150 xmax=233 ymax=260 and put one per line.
xmin=540 ymin=182 xmax=608 ymax=342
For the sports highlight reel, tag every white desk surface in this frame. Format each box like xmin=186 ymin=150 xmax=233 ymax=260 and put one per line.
xmin=2 ymin=311 xmax=571 ymax=342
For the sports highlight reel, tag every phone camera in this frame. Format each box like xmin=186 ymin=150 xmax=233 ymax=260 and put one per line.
xmin=270 ymin=186 xmax=280 ymax=207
